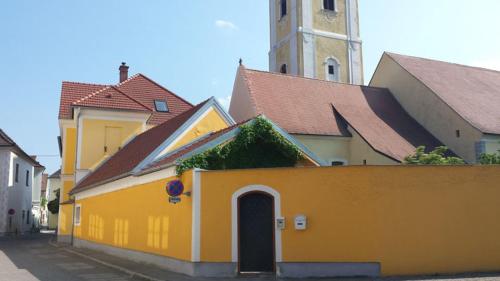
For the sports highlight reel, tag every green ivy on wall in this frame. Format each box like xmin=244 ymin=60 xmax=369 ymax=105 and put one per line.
xmin=176 ymin=117 xmax=304 ymax=175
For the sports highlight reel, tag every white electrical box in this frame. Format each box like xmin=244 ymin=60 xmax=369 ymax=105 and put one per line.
xmin=294 ymin=215 xmax=307 ymax=230
xmin=276 ymin=217 xmax=285 ymax=230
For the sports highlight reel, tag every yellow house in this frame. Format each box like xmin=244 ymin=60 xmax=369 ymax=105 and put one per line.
xmin=57 ymin=63 xmax=196 ymax=243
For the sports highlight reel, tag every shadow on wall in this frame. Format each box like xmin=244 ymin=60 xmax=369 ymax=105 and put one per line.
xmin=147 ymin=216 xmax=170 ymax=250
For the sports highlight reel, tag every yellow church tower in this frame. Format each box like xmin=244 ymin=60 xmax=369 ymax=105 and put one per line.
xmin=269 ymin=0 xmax=363 ymax=84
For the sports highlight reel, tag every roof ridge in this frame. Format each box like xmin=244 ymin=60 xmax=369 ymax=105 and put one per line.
xmin=243 ymin=67 xmax=367 ymax=87
xmin=385 ymin=51 xmax=500 ymax=75
xmin=72 ymin=85 xmax=112 ymax=105
xmin=110 ymin=85 xmax=153 ymax=111
xmin=114 ymin=73 xmax=141 ymax=87
xmin=135 ymin=73 xmax=194 ymax=107
xmin=62 ymin=81 xmax=110 ymax=87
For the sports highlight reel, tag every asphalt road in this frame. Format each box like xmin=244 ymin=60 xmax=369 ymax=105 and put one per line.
xmin=2 ymin=233 xmax=500 ymax=281
xmin=0 ymin=233 xmax=142 ymax=281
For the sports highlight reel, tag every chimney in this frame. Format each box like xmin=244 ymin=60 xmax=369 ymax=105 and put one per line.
xmin=119 ymin=62 xmax=129 ymax=83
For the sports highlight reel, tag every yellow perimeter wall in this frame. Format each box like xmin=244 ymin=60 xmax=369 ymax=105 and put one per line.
xmin=199 ymin=165 xmax=500 ymax=276
xmin=74 ymin=170 xmax=193 ymax=261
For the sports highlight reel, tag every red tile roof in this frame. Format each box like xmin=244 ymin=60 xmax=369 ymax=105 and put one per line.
xmin=72 ymin=86 xmax=151 ymax=112
xmin=386 ymin=52 xmax=500 ymax=135
xmin=70 ymin=100 xmax=209 ymax=194
xmin=235 ymin=67 xmax=445 ymax=162
xmin=59 ymin=74 xmax=193 ymax=125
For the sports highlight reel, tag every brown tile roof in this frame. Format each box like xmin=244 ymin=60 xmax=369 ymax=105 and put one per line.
xmin=70 ymin=100 xmax=209 ymax=194
xmin=332 ymin=86 xmax=445 ymax=162
xmin=386 ymin=52 xmax=500 ymax=135
xmin=59 ymin=74 xmax=193 ymax=125
xmin=238 ymin=67 xmax=445 ymax=161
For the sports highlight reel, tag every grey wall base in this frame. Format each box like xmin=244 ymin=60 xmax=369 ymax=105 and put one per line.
xmin=73 ymin=238 xmax=236 ymax=277
xmin=57 ymin=235 xmax=71 ymax=244
xmin=277 ymin=262 xmax=380 ymax=278
xmin=73 ymin=238 xmax=380 ymax=278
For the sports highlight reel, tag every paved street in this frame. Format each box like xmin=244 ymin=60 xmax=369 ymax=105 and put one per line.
xmin=2 ymin=233 xmax=500 ymax=281
xmin=0 ymin=233 xmax=143 ymax=281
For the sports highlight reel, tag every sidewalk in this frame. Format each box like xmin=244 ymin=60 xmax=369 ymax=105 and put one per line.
xmin=49 ymin=240 xmax=193 ymax=281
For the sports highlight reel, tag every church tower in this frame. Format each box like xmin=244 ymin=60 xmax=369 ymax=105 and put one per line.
xmin=269 ymin=0 xmax=363 ymax=84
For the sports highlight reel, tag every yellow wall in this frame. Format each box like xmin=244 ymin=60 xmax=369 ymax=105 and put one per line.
xmin=80 ymin=119 xmax=143 ymax=170
xmin=169 ymin=109 xmax=229 ymax=152
xmin=61 ymin=180 xmax=74 ymax=202
xmin=74 ymin=171 xmax=193 ymax=261
xmin=348 ymin=128 xmax=398 ymax=165
xmin=58 ymin=204 xmax=74 ymax=235
xmin=63 ymin=127 xmax=77 ymax=175
xmin=199 ymin=165 xmax=500 ymax=276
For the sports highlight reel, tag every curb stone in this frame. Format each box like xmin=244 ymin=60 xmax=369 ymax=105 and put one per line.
xmin=47 ymin=238 xmax=166 ymax=281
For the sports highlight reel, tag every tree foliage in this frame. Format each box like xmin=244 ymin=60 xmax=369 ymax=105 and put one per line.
xmin=176 ymin=117 xmax=303 ymax=175
xmin=47 ymin=189 xmax=60 ymax=214
xmin=479 ymin=150 xmax=500 ymax=165
xmin=404 ymin=146 xmax=465 ymax=165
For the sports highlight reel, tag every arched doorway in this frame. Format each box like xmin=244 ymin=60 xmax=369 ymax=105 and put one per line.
xmin=238 ymin=192 xmax=275 ymax=273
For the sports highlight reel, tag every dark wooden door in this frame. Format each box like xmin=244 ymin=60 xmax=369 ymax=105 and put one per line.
xmin=238 ymin=192 xmax=275 ymax=273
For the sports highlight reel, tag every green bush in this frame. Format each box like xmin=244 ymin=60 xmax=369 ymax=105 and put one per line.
xmin=176 ymin=117 xmax=303 ymax=175
xmin=404 ymin=146 xmax=465 ymax=165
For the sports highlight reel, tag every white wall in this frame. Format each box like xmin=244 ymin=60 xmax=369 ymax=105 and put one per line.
xmin=0 ymin=149 xmax=10 ymax=233
xmin=4 ymin=151 xmax=35 ymax=234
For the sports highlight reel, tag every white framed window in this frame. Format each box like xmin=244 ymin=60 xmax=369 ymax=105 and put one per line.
xmin=74 ymin=204 xmax=81 ymax=226
xmin=325 ymin=57 xmax=340 ymax=82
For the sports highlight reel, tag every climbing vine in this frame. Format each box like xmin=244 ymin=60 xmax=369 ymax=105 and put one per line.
xmin=176 ymin=117 xmax=304 ymax=175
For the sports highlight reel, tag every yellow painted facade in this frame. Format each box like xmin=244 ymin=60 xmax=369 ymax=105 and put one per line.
xmin=80 ymin=119 xmax=143 ymax=169
xmin=168 ymin=109 xmax=229 ymax=151
xmin=62 ymin=127 xmax=77 ymax=175
xmin=199 ymin=165 xmax=500 ymax=276
xmin=74 ymin=171 xmax=193 ymax=261
xmin=58 ymin=204 xmax=74 ymax=235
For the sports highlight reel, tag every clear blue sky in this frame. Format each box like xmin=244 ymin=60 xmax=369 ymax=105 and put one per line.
xmin=1 ymin=0 xmax=499 ymax=174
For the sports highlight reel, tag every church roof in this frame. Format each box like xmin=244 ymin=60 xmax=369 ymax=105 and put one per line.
xmin=59 ymin=74 xmax=193 ymax=125
xmin=232 ymin=67 xmax=446 ymax=162
xmin=385 ymin=52 xmax=500 ymax=135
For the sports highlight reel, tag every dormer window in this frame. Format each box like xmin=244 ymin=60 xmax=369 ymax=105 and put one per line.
xmin=323 ymin=0 xmax=336 ymax=11
xmin=154 ymin=100 xmax=169 ymax=112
